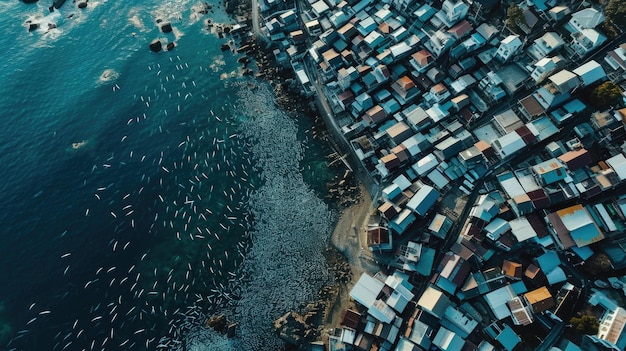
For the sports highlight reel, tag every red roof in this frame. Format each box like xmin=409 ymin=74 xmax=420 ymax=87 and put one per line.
xmin=447 ymin=20 xmax=473 ymax=39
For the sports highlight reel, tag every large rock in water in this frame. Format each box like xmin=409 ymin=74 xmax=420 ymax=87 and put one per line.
xmin=166 ymin=42 xmax=176 ymax=51
xmin=149 ymin=39 xmax=162 ymax=52
xmin=53 ymin=0 xmax=66 ymax=9
xmin=77 ymin=1 xmax=87 ymax=8
xmin=160 ymin=22 xmax=172 ymax=33
xmin=22 ymin=0 xmax=38 ymax=3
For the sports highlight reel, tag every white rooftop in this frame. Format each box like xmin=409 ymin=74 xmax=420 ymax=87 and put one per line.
xmin=350 ymin=273 xmax=385 ymax=309
xmin=510 ymin=217 xmax=538 ymax=242
xmin=606 ymin=153 xmax=626 ymax=181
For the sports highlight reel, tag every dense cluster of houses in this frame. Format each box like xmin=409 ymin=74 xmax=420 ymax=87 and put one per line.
xmin=255 ymin=0 xmax=626 ymax=349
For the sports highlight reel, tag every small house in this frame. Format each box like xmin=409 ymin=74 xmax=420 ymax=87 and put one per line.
xmin=572 ymin=60 xmax=606 ymax=87
xmin=406 ymin=185 xmax=440 ymax=217
xmin=566 ymin=7 xmax=605 ymax=33
xmin=528 ymin=32 xmax=564 ymax=60
xmin=495 ymin=35 xmax=522 ymax=62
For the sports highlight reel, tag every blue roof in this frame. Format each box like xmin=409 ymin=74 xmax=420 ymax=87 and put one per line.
xmin=374 ymin=89 xmax=391 ymax=102
xmin=571 ymin=245 xmax=594 ymax=260
xmin=407 ymin=185 xmax=440 ymax=216
xmin=389 ymin=209 xmax=417 ymax=234
xmin=436 ymin=276 xmax=458 ymax=295
xmin=564 ymin=98 xmax=586 ymax=114
xmin=414 ymin=4 xmax=436 ymax=22
xmin=416 ymin=246 xmax=436 ymax=276
xmin=472 ymin=32 xmax=487 ymax=46
xmin=382 ymin=99 xmax=401 ymax=115
xmin=537 ymin=251 xmax=561 ymax=272
xmin=511 ymin=280 xmax=528 ymax=295
xmin=496 ymin=325 xmax=521 ymax=351
xmin=528 ymin=116 xmax=558 ymax=141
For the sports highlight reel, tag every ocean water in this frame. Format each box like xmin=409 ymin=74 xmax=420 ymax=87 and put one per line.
xmin=0 ymin=1 xmax=338 ymax=350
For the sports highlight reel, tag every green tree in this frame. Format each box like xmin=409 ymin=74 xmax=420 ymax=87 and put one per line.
xmin=605 ymin=0 xmax=626 ymax=30
xmin=589 ymin=81 xmax=623 ymax=107
xmin=570 ymin=315 xmax=600 ymax=335
xmin=506 ymin=3 xmax=525 ymax=33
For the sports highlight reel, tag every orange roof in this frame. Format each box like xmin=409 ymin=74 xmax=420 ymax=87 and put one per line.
xmin=412 ymin=49 xmax=434 ymax=67
xmin=524 ymin=264 xmax=541 ymax=279
xmin=378 ymin=22 xmax=390 ymax=34
xmin=556 ymin=204 xmax=584 ymax=217
xmin=433 ymin=83 xmax=447 ymax=94
xmin=398 ymin=76 xmax=415 ymax=90
xmin=558 ymin=148 xmax=588 ymax=163
xmin=502 ymin=260 xmax=523 ymax=278
xmin=474 ymin=140 xmax=492 ymax=152
xmin=524 ymin=286 xmax=554 ymax=313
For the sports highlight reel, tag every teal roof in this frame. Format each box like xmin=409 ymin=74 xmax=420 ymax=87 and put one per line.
xmin=496 ymin=325 xmax=521 ymax=351
xmin=564 ymin=98 xmax=586 ymax=113
xmin=416 ymin=246 xmax=436 ymax=276
xmin=537 ymin=251 xmax=561 ymax=272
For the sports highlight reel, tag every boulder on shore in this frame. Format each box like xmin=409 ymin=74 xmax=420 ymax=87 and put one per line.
xmin=160 ymin=22 xmax=172 ymax=33
xmin=149 ymin=39 xmax=162 ymax=52
xmin=273 ymin=311 xmax=315 ymax=347
xmin=206 ymin=314 xmax=227 ymax=332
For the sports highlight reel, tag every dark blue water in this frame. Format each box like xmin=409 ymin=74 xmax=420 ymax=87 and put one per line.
xmin=0 ymin=1 xmax=338 ymax=350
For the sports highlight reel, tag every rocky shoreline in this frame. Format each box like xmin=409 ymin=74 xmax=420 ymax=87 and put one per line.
xmin=208 ymin=7 xmax=376 ymax=349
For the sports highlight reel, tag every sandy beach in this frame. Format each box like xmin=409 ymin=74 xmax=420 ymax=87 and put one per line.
xmin=323 ymin=182 xmax=381 ymax=331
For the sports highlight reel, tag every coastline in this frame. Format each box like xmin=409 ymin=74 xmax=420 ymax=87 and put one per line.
xmin=325 ymin=183 xmax=380 ymax=328
xmin=220 ymin=1 xmax=383 ymax=346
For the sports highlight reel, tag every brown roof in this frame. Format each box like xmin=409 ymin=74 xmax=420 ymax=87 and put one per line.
xmin=391 ymin=144 xmax=410 ymax=162
xmin=398 ymin=76 xmax=416 ymax=91
xmin=450 ymin=242 xmax=474 ymax=261
xmin=520 ymin=95 xmax=545 ymax=117
xmin=367 ymin=227 xmax=390 ymax=246
xmin=433 ymin=83 xmax=447 ymax=94
xmin=337 ymin=90 xmax=355 ymax=104
xmin=378 ymin=22 xmax=391 ymax=34
xmin=459 ymin=108 xmax=474 ymax=123
xmin=412 ymin=49 xmax=434 ymax=67
xmin=341 ymin=49 xmax=354 ymax=61
xmin=381 ymin=153 xmax=400 ymax=170
xmin=341 ymin=309 xmax=361 ymax=329
xmin=526 ymin=213 xmax=548 ymax=238
xmin=502 ymin=260 xmax=523 ymax=279
xmin=338 ymin=23 xmax=357 ymax=38
xmin=524 ymin=286 xmax=554 ymax=313
xmin=358 ymin=65 xmax=372 ymax=74
xmin=364 ymin=105 xmax=388 ymax=124
xmin=515 ymin=126 xmax=536 ymax=145
xmin=524 ymin=264 xmax=541 ymax=279
xmin=546 ymin=212 xmax=575 ymax=249
xmin=527 ymin=189 xmax=550 ymax=210
xmin=558 ymin=148 xmax=591 ymax=171
xmin=378 ymin=201 xmax=399 ymax=219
